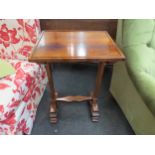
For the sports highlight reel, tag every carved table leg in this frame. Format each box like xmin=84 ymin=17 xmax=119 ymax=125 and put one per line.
xmin=90 ymin=62 xmax=105 ymax=122
xmin=46 ymin=64 xmax=58 ymax=123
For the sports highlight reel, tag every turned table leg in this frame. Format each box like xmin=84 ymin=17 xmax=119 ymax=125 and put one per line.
xmin=46 ymin=63 xmax=58 ymax=123
xmin=90 ymin=62 xmax=105 ymax=122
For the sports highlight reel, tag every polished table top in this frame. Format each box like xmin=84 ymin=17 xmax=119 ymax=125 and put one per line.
xmin=29 ymin=31 xmax=125 ymax=63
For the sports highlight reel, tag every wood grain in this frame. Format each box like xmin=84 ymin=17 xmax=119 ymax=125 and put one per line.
xmin=29 ymin=31 xmax=125 ymax=63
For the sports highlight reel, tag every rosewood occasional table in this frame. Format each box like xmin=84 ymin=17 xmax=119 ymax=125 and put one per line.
xmin=29 ymin=31 xmax=125 ymax=123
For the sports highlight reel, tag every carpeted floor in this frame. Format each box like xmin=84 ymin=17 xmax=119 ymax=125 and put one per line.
xmin=31 ymin=63 xmax=134 ymax=135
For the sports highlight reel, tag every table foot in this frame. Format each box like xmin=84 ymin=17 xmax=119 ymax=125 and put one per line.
xmin=89 ymin=100 xmax=100 ymax=122
xmin=49 ymin=100 xmax=58 ymax=123
xmin=49 ymin=112 xmax=57 ymax=123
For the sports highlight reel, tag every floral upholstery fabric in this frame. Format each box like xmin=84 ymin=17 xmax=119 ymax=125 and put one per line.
xmin=0 ymin=19 xmax=40 ymax=60
xmin=0 ymin=20 xmax=47 ymax=135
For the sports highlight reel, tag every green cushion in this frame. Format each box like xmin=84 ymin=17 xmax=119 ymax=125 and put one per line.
xmin=0 ymin=59 xmax=15 ymax=78
xmin=118 ymin=19 xmax=155 ymax=116
xmin=150 ymin=20 xmax=155 ymax=49
xmin=122 ymin=20 xmax=155 ymax=48
xmin=124 ymin=45 xmax=155 ymax=115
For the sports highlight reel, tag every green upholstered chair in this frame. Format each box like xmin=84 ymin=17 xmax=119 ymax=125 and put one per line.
xmin=110 ymin=19 xmax=155 ymax=134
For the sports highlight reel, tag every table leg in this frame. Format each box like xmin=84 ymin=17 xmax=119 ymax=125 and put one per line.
xmin=90 ymin=62 xmax=105 ymax=122
xmin=46 ymin=64 xmax=58 ymax=123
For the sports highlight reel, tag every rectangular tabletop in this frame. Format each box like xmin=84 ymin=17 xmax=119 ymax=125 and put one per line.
xmin=29 ymin=31 xmax=125 ymax=63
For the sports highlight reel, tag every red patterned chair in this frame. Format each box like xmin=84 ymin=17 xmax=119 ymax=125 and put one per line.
xmin=0 ymin=19 xmax=48 ymax=134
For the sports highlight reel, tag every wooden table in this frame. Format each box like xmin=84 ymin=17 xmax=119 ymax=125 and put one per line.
xmin=29 ymin=31 xmax=125 ymax=123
